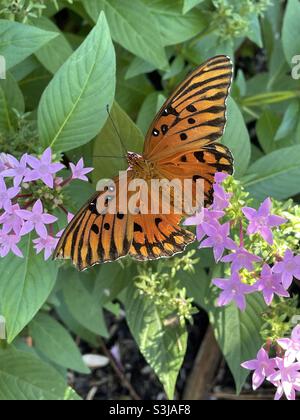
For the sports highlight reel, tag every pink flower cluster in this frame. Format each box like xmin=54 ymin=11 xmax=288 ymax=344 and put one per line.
xmin=242 ymin=324 xmax=300 ymax=400
xmin=0 ymin=148 xmax=93 ymax=260
xmin=184 ymin=174 xmax=299 ymax=311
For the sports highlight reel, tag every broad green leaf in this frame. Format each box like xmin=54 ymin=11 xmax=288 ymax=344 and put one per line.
xmin=0 ymin=19 xmax=58 ymax=70
xmin=0 ymin=72 xmax=25 ymax=133
xmin=144 ymin=0 xmax=206 ymax=46
xmin=183 ymin=0 xmax=205 ymax=14
xmin=137 ymin=92 xmax=166 ymax=135
xmin=0 ymin=235 xmax=57 ymax=343
xmin=275 ymin=101 xmax=300 ymax=141
xmin=29 ymin=313 xmax=90 ymax=374
xmin=84 ymin=0 xmax=168 ymax=70
xmin=222 ymin=98 xmax=251 ymax=178
xmin=282 ymin=0 xmax=300 ymax=66
xmin=62 ymin=269 xmax=109 ymax=337
xmin=33 ymin=17 xmax=73 ymax=74
xmin=94 ymin=262 xmax=130 ymax=306
xmin=125 ymin=56 xmax=155 ymax=80
xmin=247 ymin=15 xmax=263 ymax=48
xmin=0 ymin=347 xmax=81 ymax=400
xmin=19 ymin=64 xmax=52 ymax=111
xmin=93 ymin=102 xmax=144 ymax=181
xmin=123 ymin=282 xmax=187 ymax=400
xmin=38 ymin=12 xmax=116 ymax=153
xmin=243 ymin=145 xmax=300 ymax=200
xmin=256 ymin=110 xmax=281 ymax=154
xmin=55 ymin=297 xmax=99 ymax=347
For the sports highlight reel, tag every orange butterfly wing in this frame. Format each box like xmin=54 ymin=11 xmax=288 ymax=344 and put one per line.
xmin=54 ymin=174 xmax=134 ymax=271
xmin=143 ymin=55 xmax=233 ymax=161
xmin=129 ymin=214 xmax=194 ymax=261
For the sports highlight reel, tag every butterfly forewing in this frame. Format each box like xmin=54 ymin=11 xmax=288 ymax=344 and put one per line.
xmin=143 ymin=55 xmax=233 ymax=161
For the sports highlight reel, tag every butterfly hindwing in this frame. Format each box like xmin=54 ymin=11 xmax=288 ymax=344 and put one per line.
xmin=144 ymin=55 xmax=233 ymax=161
xmin=54 ymin=178 xmax=133 ymax=271
xmin=129 ymin=214 xmax=195 ymax=261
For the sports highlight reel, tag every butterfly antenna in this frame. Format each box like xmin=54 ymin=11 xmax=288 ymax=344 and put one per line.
xmin=106 ymin=105 xmax=127 ymax=157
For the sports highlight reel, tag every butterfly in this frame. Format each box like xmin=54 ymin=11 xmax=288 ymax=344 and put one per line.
xmin=54 ymin=55 xmax=234 ymax=271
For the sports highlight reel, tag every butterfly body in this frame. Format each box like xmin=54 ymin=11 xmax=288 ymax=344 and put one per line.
xmin=54 ymin=55 xmax=234 ymax=271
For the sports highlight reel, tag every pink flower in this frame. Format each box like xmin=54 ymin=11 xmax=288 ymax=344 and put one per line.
xmin=33 ymin=235 xmax=59 ymax=260
xmin=255 ymin=264 xmax=290 ymax=305
xmin=221 ymin=247 xmax=262 ymax=272
xmin=214 ymin=172 xmax=229 ymax=184
xmin=1 ymin=154 xmax=29 ymax=186
xmin=0 ymin=153 xmax=12 ymax=173
xmin=242 ymin=198 xmax=286 ymax=245
xmin=0 ymin=231 xmax=23 ymax=258
xmin=213 ymin=271 xmax=254 ymax=311
xmin=70 ymin=158 xmax=93 ymax=182
xmin=241 ymin=348 xmax=277 ymax=390
xmin=199 ymin=222 xmax=237 ymax=262
xmin=16 ymin=199 xmax=57 ymax=239
xmin=24 ymin=147 xmax=65 ymax=189
xmin=0 ymin=177 xmax=20 ymax=210
xmin=273 ymin=249 xmax=300 ymax=290
xmin=267 ymin=358 xmax=300 ymax=400
xmin=0 ymin=203 xmax=24 ymax=235
xmin=212 ymin=183 xmax=232 ymax=211
xmin=277 ymin=325 xmax=300 ymax=364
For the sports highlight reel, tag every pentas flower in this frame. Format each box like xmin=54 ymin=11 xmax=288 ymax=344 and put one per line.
xmin=17 ymin=199 xmax=57 ymax=239
xmin=199 ymin=221 xmax=237 ymax=262
xmin=0 ymin=153 xmax=11 ymax=173
xmin=24 ymin=147 xmax=65 ymax=189
xmin=241 ymin=348 xmax=277 ymax=390
xmin=33 ymin=235 xmax=59 ymax=261
xmin=1 ymin=154 xmax=29 ymax=186
xmin=0 ymin=177 xmax=20 ymax=210
xmin=213 ymin=271 xmax=254 ymax=311
xmin=277 ymin=325 xmax=300 ymax=364
xmin=0 ymin=203 xmax=24 ymax=235
xmin=70 ymin=158 xmax=93 ymax=182
xmin=221 ymin=247 xmax=261 ymax=271
xmin=184 ymin=208 xmax=224 ymax=242
xmin=255 ymin=264 xmax=290 ymax=306
xmin=268 ymin=358 xmax=300 ymax=401
xmin=212 ymin=182 xmax=232 ymax=211
xmin=273 ymin=249 xmax=300 ymax=290
xmin=0 ymin=231 xmax=23 ymax=258
xmin=242 ymin=197 xmax=286 ymax=245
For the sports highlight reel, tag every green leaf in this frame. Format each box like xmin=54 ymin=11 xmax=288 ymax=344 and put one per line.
xmin=0 ymin=347 xmax=81 ymax=400
xmin=0 ymin=235 xmax=57 ymax=343
xmin=93 ymin=102 xmax=144 ymax=181
xmin=125 ymin=56 xmax=155 ymax=80
xmin=0 ymin=19 xmax=58 ymax=70
xmin=275 ymin=101 xmax=300 ymax=141
xmin=144 ymin=0 xmax=206 ymax=46
xmin=137 ymin=92 xmax=166 ymax=135
xmin=282 ymin=0 xmax=300 ymax=66
xmin=84 ymin=0 xmax=168 ymax=70
xmin=256 ymin=110 xmax=281 ymax=154
xmin=62 ymin=269 xmax=109 ymax=337
xmin=29 ymin=313 xmax=89 ymax=374
xmin=247 ymin=15 xmax=263 ymax=48
xmin=211 ymin=294 xmax=265 ymax=393
xmin=243 ymin=145 xmax=300 ymax=200
xmin=94 ymin=263 xmax=130 ymax=306
xmin=33 ymin=17 xmax=73 ymax=74
xmin=0 ymin=72 xmax=25 ymax=133
xmin=183 ymin=0 xmax=205 ymax=14
xmin=38 ymin=12 xmax=116 ymax=153
xmin=222 ymin=98 xmax=251 ymax=178
xmin=123 ymin=282 xmax=187 ymax=400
